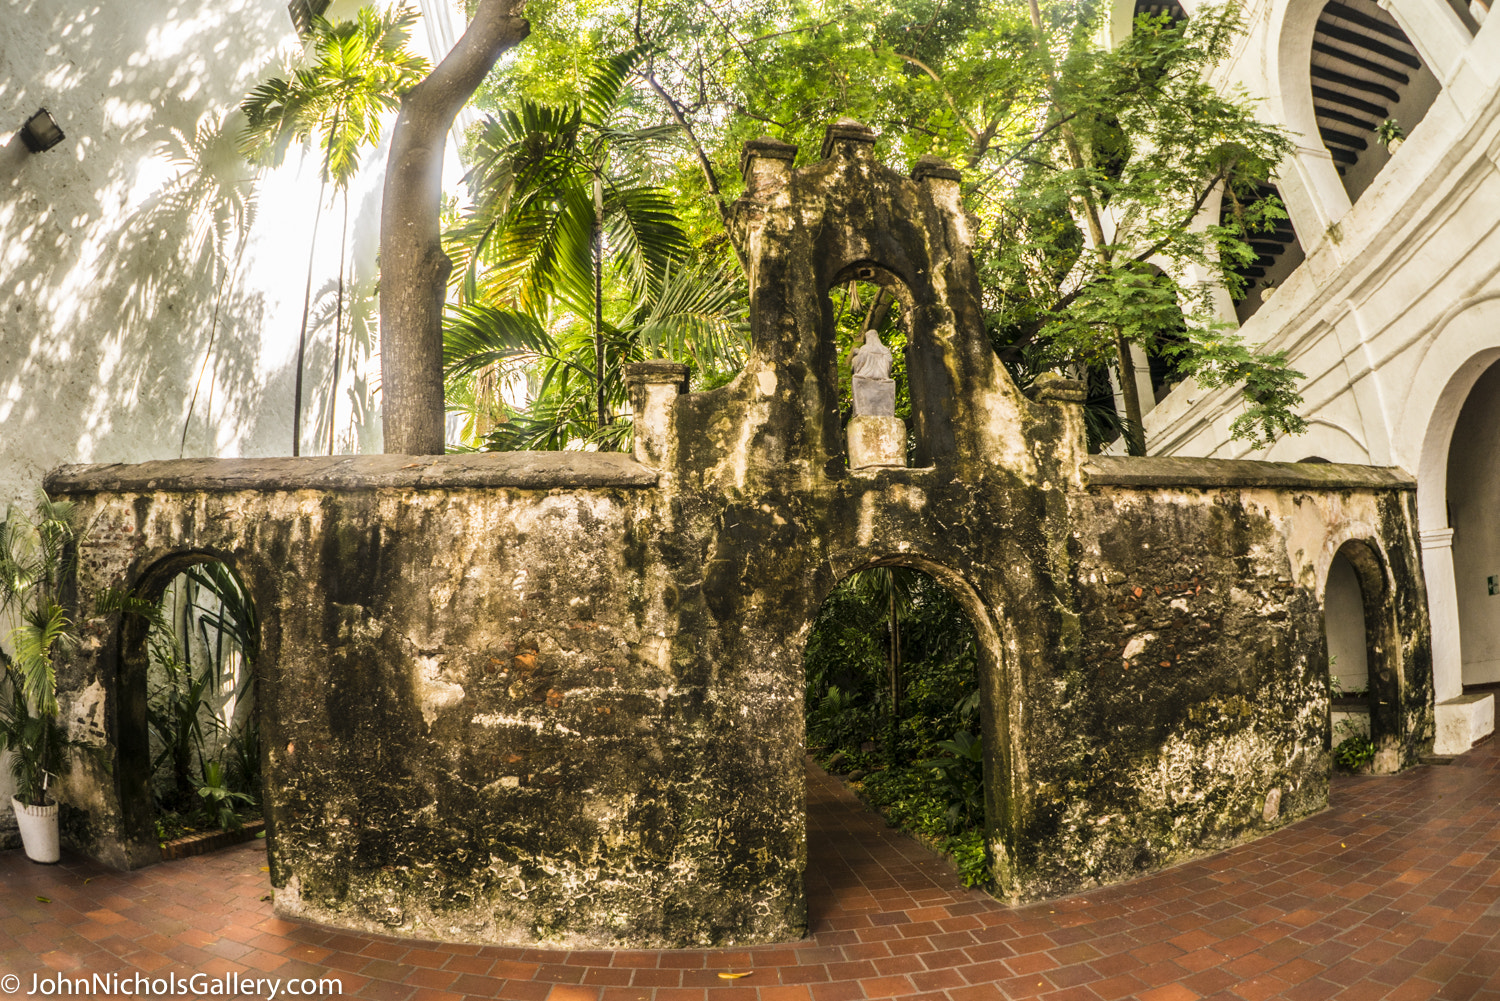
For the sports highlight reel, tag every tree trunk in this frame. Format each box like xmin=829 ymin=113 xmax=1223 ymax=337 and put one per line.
xmin=293 ymin=175 xmax=327 ymax=457
xmin=329 ymin=189 xmax=350 ymax=455
xmin=593 ymin=172 xmax=606 ymax=429
xmin=1115 ymin=333 xmax=1146 ymax=456
xmin=380 ymin=0 xmax=530 ymax=455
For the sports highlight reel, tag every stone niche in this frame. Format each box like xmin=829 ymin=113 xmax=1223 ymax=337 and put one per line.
xmin=45 ymin=121 xmax=1434 ymax=948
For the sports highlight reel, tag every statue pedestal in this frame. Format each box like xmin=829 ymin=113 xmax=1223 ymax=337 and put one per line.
xmin=848 ymin=416 xmax=907 ymax=469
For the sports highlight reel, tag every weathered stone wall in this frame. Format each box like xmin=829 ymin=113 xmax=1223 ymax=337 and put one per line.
xmin=42 ymin=123 xmax=1434 ymax=947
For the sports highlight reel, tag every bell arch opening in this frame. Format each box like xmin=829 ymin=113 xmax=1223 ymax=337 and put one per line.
xmin=801 ymin=558 xmax=1009 ymax=893
xmin=115 ymin=552 xmax=264 ymax=862
xmin=823 ymin=264 xmax=922 ymax=469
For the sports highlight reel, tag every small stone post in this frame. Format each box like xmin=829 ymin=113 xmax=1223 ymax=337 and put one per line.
xmin=740 ymin=136 xmax=797 ymax=194
xmin=625 ymin=361 xmax=688 ymax=467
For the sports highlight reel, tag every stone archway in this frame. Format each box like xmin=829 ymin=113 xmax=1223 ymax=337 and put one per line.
xmin=110 ymin=550 xmax=266 ymax=868
xmin=1321 ymin=539 xmax=1401 ymax=772
xmin=800 ymin=552 xmax=1019 ymax=891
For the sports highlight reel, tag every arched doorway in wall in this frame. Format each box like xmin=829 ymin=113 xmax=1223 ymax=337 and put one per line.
xmin=802 ymin=562 xmax=997 ymax=892
xmin=1309 ymin=0 xmax=1441 ymax=205
xmin=116 ymin=553 xmax=263 ymax=859
xmin=1321 ymin=539 xmax=1400 ymax=771
xmin=1446 ymin=357 xmax=1500 ymax=691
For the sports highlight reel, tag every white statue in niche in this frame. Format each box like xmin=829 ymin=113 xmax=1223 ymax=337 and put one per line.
xmin=850 ymin=329 xmax=896 ymax=417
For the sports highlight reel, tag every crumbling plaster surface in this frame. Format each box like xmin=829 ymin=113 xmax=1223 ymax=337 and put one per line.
xmin=43 ymin=126 xmax=1434 ymax=948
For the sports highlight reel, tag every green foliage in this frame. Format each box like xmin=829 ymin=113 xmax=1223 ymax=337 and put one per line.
xmin=240 ymin=4 xmax=430 ymax=187
xmin=196 ymin=761 xmax=255 ymax=832
xmin=920 ymin=729 xmax=985 ymax=833
xmin=147 ymin=634 xmax=221 ymax=814
xmin=1373 ymin=118 xmax=1404 ymax=147
xmin=146 ymin=563 xmax=261 ymax=830
xmin=444 ymin=48 xmax=748 ymax=450
xmin=485 ymin=0 xmax=1307 ymax=452
xmin=1333 ymin=730 xmax=1376 ymax=771
xmin=0 ymin=496 xmax=100 ymax=807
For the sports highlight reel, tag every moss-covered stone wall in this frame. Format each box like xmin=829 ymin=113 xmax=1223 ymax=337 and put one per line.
xmin=42 ymin=122 xmax=1433 ymax=948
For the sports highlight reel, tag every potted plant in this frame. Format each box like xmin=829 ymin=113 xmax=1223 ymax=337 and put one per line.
xmin=1374 ymin=118 xmax=1405 ymax=153
xmin=0 ymin=495 xmax=83 ymax=863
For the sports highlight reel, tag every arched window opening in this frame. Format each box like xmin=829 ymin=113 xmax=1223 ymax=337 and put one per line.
xmin=1310 ymin=0 xmax=1440 ymax=205
xmin=827 ymin=269 xmax=918 ymax=468
xmin=804 ymin=566 xmax=988 ymax=888
xmin=1223 ymin=184 xmax=1304 ymax=324
xmin=119 ymin=557 xmax=263 ymax=856
xmin=1445 ymin=358 xmax=1500 ymax=690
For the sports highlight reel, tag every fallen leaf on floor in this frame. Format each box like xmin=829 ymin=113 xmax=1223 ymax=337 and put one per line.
xmin=717 ymin=972 xmax=751 ymax=980
xmin=260 ymin=866 xmax=270 ymax=872
xmin=261 ymin=894 xmax=272 ymax=902
xmin=37 ymin=896 xmax=50 ymax=904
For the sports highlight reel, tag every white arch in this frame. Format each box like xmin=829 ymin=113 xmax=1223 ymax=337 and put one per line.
xmin=1266 ymin=0 xmax=1356 ymax=237
xmin=1266 ymin=417 xmax=1368 ymax=464
xmin=1391 ymin=294 xmax=1500 ymax=706
xmin=1397 ymin=294 xmax=1500 ymax=527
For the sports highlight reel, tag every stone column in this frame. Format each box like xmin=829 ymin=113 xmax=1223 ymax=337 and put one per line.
xmin=1422 ymin=526 xmax=1495 ymax=754
xmin=1277 ymin=148 xmax=1352 ymax=250
xmin=1422 ymin=527 xmax=1463 ymax=703
xmin=625 ymin=361 xmax=688 ymax=468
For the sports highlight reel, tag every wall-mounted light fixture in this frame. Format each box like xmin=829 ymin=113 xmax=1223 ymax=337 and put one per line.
xmin=18 ymin=108 xmax=65 ymax=153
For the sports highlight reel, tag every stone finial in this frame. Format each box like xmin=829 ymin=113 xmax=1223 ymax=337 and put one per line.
xmin=625 ymin=361 xmax=689 ymax=467
xmin=911 ymin=155 xmax=962 ymax=183
xmin=740 ymin=136 xmax=797 ymax=192
xmin=821 ymin=118 xmax=877 ymax=160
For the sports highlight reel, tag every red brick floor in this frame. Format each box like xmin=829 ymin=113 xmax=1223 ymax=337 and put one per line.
xmin=3 ymin=745 xmax=1499 ymax=1001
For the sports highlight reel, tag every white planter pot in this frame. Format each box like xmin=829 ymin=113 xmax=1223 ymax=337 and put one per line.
xmin=12 ymin=797 xmax=60 ymax=863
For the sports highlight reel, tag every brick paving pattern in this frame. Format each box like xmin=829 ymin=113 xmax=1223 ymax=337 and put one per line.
xmin=3 ymin=743 xmax=1498 ymax=1001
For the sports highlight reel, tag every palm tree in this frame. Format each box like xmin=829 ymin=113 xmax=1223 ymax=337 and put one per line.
xmin=445 ymin=47 xmax=693 ymax=435
xmin=240 ymin=4 xmax=429 ymax=456
xmin=443 ymin=256 xmax=749 ymax=450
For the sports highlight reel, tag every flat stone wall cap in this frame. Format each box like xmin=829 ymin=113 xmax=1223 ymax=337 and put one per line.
xmin=740 ymin=136 xmax=797 ymax=182
xmin=821 ymin=118 xmax=877 ymax=159
xmin=911 ymin=155 xmax=962 ymax=183
xmin=624 ymin=360 xmax=690 ymax=387
xmin=44 ymin=452 xmax=659 ymax=495
xmin=1032 ymin=374 xmax=1087 ymax=403
xmin=1084 ymin=455 xmax=1416 ymax=490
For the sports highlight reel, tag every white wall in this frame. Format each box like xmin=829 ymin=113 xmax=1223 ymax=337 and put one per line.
xmin=0 ymin=0 xmax=468 ymax=831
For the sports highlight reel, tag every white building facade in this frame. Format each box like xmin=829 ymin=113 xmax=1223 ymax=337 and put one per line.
xmin=1119 ymin=0 xmax=1500 ymax=754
